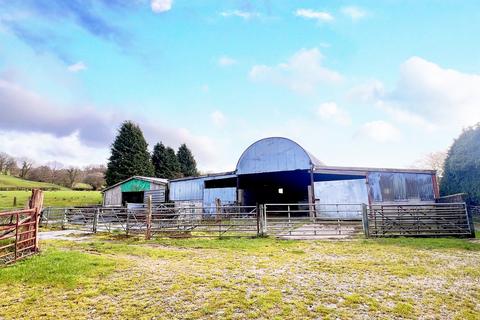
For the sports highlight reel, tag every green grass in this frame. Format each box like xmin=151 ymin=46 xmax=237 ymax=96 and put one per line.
xmin=0 ymin=174 xmax=67 ymax=191
xmin=0 ymin=190 xmax=102 ymax=209
xmin=1 ymin=235 xmax=478 ymax=319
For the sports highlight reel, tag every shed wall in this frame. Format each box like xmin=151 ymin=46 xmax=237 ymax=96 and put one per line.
xmin=368 ymin=172 xmax=435 ymax=203
xmin=203 ymin=187 xmax=237 ymax=209
xmin=169 ymin=178 xmax=205 ymax=201
xmin=314 ymin=179 xmax=368 ymax=219
xmin=103 ymin=185 xmax=122 ymax=206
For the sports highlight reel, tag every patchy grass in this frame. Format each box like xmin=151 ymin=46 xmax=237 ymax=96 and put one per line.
xmin=0 ymin=190 xmax=102 ymax=209
xmin=0 ymin=235 xmax=479 ymax=319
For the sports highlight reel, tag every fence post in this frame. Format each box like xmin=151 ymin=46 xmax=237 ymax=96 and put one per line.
xmin=465 ymin=203 xmax=476 ymax=238
xmin=256 ymin=204 xmax=260 ymax=236
xmin=93 ymin=208 xmax=99 ymax=233
xmin=262 ymin=204 xmax=268 ymax=236
xmin=145 ymin=195 xmax=152 ymax=240
xmin=29 ymin=189 xmax=44 ymax=252
xmin=126 ymin=209 xmax=130 ymax=236
xmin=362 ymin=203 xmax=369 ymax=238
xmin=62 ymin=209 xmax=67 ymax=230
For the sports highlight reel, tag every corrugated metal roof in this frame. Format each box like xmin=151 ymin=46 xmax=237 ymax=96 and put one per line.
xmin=236 ymin=137 xmax=324 ymax=175
xmin=169 ymin=171 xmax=236 ymax=182
xmin=314 ymin=165 xmax=436 ymax=175
xmin=102 ymin=176 xmax=168 ymax=193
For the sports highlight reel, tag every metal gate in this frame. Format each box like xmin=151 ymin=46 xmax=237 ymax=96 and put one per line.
xmin=364 ymin=203 xmax=474 ymax=237
xmin=261 ymin=203 xmax=364 ymax=239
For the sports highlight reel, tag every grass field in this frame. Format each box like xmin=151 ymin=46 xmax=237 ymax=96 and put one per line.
xmin=0 ymin=191 xmax=102 ymax=209
xmin=0 ymin=235 xmax=478 ymax=319
xmin=0 ymin=174 xmax=67 ymax=191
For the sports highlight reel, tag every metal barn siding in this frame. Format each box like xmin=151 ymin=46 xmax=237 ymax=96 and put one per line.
xmin=144 ymin=189 xmax=166 ymax=205
xmin=203 ymin=187 xmax=237 ymax=208
xmin=103 ymin=185 xmax=122 ymax=206
xmin=314 ymin=179 xmax=368 ymax=219
xmin=236 ymin=137 xmax=323 ymax=174
xmin=368 ymin=172 xmax=435 ymax=203
xmin=169 ymin=178 xmax=205 ymax=201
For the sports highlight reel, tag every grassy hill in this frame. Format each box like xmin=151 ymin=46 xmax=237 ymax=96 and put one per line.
xmin=0 ymin=175 xmax=102 ymax=209
xmin=0 ymin=174 xmax=68 ymax=191
xmin=0 ymin=190 xmax=102 ymax=209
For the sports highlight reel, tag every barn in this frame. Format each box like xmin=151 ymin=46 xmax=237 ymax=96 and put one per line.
xmin=102 ymin=176 xmax=168 ymax=207
xmin=169 ymin=137 xmax=438 ymax=219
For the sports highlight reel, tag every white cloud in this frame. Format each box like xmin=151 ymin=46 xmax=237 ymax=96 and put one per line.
xmin=220 ymin=10 xmax=259 ymax=20
xmin=295 ymin=9 xmax=334 ymax=22
xmin=350 ymin=57 xmax=480 ymax=131
xmin=218 ymin=56 xmax=237 ymax=67
xmin=210 ymin=110 xmax=227 ymax=127
xmin=357 ymin=120 xmax=401 ymax=143
xmin=151 ymin=0 xmax=172 ymax=13
xmin=317 ymin=102 xmax=351 ymax=126
xmin=0 ymin=130 xmax=108 ymax=167
xmin=67 ymin=61 xmax=87 ymax=72
xmin=249 ymin=48 xmax=342 ymax=94
xmin=341 ymin=6 xmax=367 ymax=20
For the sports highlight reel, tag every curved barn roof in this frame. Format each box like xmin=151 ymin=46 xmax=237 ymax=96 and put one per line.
xmin=236 ymin=137 xmax=324 ymax=175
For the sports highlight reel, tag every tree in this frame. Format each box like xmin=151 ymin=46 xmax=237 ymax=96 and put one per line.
xmin=152 ymin=142 xmax=182 ymax=179
xmin=105 ymin=121 xmax=154 ymax=186
xmin=84 ymin=172 xmax=105 ymax=190
xmin=177 ymin=144 xmax=199 ymax=177
xmin=412 ymin=150 xmax=447 ymax=180
xmin=65 ymin=167 xmax=80 ymax=188
xmin=440 ymin=124 xmax=480 ymax=205
xmin=18 ymin=158 xmax=34 ymax=178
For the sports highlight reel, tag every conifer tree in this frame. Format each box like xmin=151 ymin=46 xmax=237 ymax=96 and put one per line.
xmin=105 ymin=121 xmax=154 ymax=186
xmin=152 ymin=142 xmax=182 ymax=179
xmin=440 ymin=124 xmax=480 ymax=205
xmin=177 ymin=144 xmax=199 ymax=177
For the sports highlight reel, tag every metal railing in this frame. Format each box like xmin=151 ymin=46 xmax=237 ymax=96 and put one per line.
xmin=364 ymin=203 xmax=474 ymax=237
xmin=262 ymin=203 xmax=364 ymax=238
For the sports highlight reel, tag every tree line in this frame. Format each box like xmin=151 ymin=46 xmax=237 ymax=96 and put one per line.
xmin=105 ymin=121 xmax=199 ymax=186
xmin=0 ymin=152 xmax=106 ymax=190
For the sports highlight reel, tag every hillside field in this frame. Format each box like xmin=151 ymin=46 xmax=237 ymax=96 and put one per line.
xmin=0 ymin=235 xmax=479 ymax=319
xmin=0 ymin=174 xmax=68 ymax=191
xmin=0 ymin=191 xmax=102 ymax=209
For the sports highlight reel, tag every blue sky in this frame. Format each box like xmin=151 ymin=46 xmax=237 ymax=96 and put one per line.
xmin=1 ymin=0 xmax=479 ymax=172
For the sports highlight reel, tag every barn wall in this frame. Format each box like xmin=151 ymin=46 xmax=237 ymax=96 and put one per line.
xmin=203 ymin=187 xmax=237 ymax=208
xmin=314 ymin=179 xmax=368 ymax=219
xmin=368 ymin=172 xmax=435 ymax=204
xmin=103 ymin=185 xmax=122 ymax=206
xmin=144 ymin=188 xmax=166 ymax=205
xmin=169 ymin=178 xmax=205 ymax=201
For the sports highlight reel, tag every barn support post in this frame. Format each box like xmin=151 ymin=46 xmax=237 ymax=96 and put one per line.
xmin=362 ymin=203 xmax=369 ymax=238
xmin=145 ymin=195 xmax=152 ymax=240
xmin=92 ymin=208 xmax=99 ymax=233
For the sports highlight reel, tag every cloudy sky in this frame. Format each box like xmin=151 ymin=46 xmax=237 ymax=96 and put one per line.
xmin=1 ymin=0 xmax=479 ymax=172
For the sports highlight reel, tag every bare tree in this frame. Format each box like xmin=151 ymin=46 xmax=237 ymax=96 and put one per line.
xmin=84 ymin=172 xmax=105 ymax=190
xmin=65 ymin=167 xmax=80 ymax=188
xmin=412 ymin=151 xmax=448 ymax=179
xmin=0 ymin=152 xmax=8 ymax=174
xmin=18 ymin=158 xmax=34 ymax=178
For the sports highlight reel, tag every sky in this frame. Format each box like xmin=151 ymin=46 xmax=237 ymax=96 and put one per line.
xmin=1 ymin=0 xmax=480 ymax=172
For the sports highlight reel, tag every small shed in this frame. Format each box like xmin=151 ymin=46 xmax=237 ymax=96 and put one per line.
xmin=102 ymin=176 xmax=168 ymax=207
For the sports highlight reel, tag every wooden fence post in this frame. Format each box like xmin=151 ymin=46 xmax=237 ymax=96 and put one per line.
xmin=362 ymin=203 xmax=369 ymax=238
xmin=93 ymin=208 xmax=99 ymax=233
xmin=145 ymin=195 xmax=152 ymax=240
xmin=30 ymin=189 xmax=44 ymax=252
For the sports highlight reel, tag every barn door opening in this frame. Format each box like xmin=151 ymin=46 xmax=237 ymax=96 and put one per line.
xmin=238 ymin=170 xmax=310 ymax=208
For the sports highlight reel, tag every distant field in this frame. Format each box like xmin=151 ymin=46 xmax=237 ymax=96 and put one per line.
xmin=0 ymin=191 xmax=102 ymax=209
xmin=0 ymin=175 xmax=68 ymax=191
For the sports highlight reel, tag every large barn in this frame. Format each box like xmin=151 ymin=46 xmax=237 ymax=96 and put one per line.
xmin=169 ymin=137 xmax=438 ymax=219
xmin=103 ymin=176 xmax=168 ymax=207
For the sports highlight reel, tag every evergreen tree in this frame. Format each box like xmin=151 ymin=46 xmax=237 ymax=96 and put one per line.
xmin=440 ymin=124 xmax=480 ymax=205
xmin=105 ymin=121 xmax=154 ymax=186
xmin=152 ymin=142 xmax=182 ymax=179
xmin=177 ymin=144 xmax=199 ymax=177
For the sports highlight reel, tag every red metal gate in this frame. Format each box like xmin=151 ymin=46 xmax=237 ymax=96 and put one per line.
xmin=0 ymin=190 xmax=44 ymax=265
